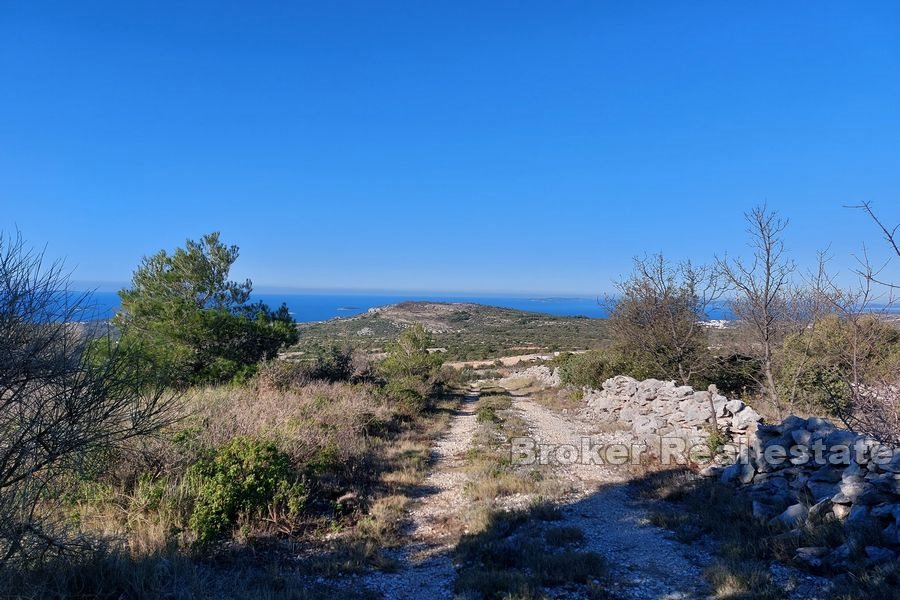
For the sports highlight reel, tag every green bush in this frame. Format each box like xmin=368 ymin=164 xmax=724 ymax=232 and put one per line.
xmin=555 ymin=347 xmax=762 ymax=394
xmin=777 ymin=314 xmax=900 ymax=412
xmin=380 ymin=324 xmax=443 ymax=382
xmin=476 ymin=405 xmax=501 ymax=424
xmin=308 ymin=342 xmax=355 ymax=382
xmin=186 ymin=437 xmax=305 ymax=543
xmin=256 ymin=343 xmax=357 ymax=391
xmin=554 ymin=350 xmax=626 ymax=388
xmin=698 ymin=354 xmax=760 ymax=396
xmin=379 ymin=325 xmax=444 ymax=413
xmin=133 ymin=473 xmax=168 ymax=512
xmin=383 ymin=376 xmax=431 ymax=415
xmin=704 ymin=426 xmax=729 ymax=458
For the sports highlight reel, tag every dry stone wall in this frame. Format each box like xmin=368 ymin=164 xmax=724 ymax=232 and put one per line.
xmin=583 ymin=375 xmax=762 ymax=446
xmin=515 ymin=365 xmax=562 ymax=387
xmin=582 ymin=375 xmax=900 ymax=568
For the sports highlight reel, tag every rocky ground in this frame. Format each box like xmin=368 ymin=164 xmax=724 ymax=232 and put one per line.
xmin=360 ymin=388 xmax=481 ymax=598
xmin=512 ymin=394 xmax=713 ymax=599
xmin=353 ymin=375 xmax=721 ymax=599
xmin=587 ymin=374 xmax=900 ymax=574
xmin=319 ymin=365 xmax=900 ymax=599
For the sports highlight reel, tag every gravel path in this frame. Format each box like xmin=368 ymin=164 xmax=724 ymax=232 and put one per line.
xmin=361 ymin=388 xmax=481 ymax=599
xmin=513 ymin=395 xmax=712 ymax=599
xmin=361 ymin=385 xmax=714 ymax=599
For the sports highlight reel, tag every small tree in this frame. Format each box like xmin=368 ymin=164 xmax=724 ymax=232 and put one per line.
xmin=717 ymin=205 xmax=803 ymax=413
xmin=380 ymin=324 xmax=444 ymax=411
xmin=381 ymin=324 xmax=441 ymax=380
xmin=115 ymin=233 xmax=298 ymax=385
xmin=822 ymin=202 xmax=900 ymax=444
xmin=608 ymin=254 xmax=724 ymax=385
xmin=0 ymin=232 xmax=176 ymax=567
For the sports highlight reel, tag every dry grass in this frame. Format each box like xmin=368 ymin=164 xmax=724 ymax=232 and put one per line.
xmin=15 ymin=375 xmax=465 ymax=598
xmin=0 ymin=549 xmax=381 ymax=600
xmin=496 ymin=375 xmax=539 ymax=392
xmin=450 ymin=391 xmax=611 ymax=598
xmin=704 ymin=562 xmax=785 ymax=600
xmin=349 ymin=393 xmax=458 ymax=552
xmin=180 ymin=380 xmax=401 ymax=466
xmin=630 ymin=469 xmax=788 ymax=598
xmin=460 ymin=392 xmax=563 ymax=518
xmin=454 ymin=506 xmax=610 ymax=599
xmin=530 ymin=385 xmax=585 ymax=412
xmin=461 ymin=389 xmax=583 ymax=537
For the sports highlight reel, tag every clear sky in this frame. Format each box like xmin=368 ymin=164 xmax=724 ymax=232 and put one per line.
xmin=2 ymin=1 xmax=899 ymax=295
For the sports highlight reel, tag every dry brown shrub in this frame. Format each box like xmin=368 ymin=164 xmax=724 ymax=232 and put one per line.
xmin=181 ymin=381 xmax=397 ymax=470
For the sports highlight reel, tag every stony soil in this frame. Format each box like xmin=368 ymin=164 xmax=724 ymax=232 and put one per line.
xmin=512 ymin=394 xmax=713 ymax=599
xmin=361 ymin=388 xmax=481 ymax=599
xmin=358 ymin=380 xmax=724 ymax=599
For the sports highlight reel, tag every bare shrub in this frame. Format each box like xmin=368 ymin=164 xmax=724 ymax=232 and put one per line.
xmin=608 ymin=254 xmax=725 ymax=385
xmin=839 ymin=385 xmax=900 ymax=445
xmin=0 ymin=232 xmax=177 ymax=568
xmin=821 ymin=202 xmax=900 ymax=443
xmin=717 ymin=205 xmax=830 ymax=415
xmin=183 ymin=380 xmax=397 ymax=470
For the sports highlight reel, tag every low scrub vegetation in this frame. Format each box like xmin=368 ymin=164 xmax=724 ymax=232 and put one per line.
xmin=0 ymin=231 xmax=462 ymax=597
xmin=185 ymin=436 xmax=307 ymax=544
xmin=553 ymin=347 xmax=762 ymax=398
xmin=117 ymin=328 xmax=452 ymax=551
xmin=293 ymin=301 xmax=610 ymax=361
xmin=529 ymin=383 xmax=586 ymax=412
xmin=8 ymin=361 xmax=459 ymax=594
xmin=777 ymin=313 xmax=900 ymax=437
xmin=553 ymin=349 xmax=623 ymax=388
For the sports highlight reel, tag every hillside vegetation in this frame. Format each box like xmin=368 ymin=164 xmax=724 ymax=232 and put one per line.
xmin=0 ymin=232 xmax=468 ymax=598
xmin=3 ymin=203 xmax=900 ymax=599
xmin=290 ymin=301 xmax=610 ymax=360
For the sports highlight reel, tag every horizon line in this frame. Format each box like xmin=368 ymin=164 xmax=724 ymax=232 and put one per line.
xmin=71 ymin=280 xmax=609 ymax=298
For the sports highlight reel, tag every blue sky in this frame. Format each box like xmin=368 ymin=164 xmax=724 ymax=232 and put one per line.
xmin=2 ymin=1 xmax=899 ymax=294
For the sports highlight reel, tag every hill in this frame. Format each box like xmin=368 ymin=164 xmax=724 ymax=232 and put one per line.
xmin=290 ymin=301 xmax=609 ymax=360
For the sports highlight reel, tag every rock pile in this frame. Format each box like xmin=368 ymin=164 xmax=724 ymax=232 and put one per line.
xmin=712 ymin=415 xmax=900 ymax=569
xmin=512 ymin=365 xmax=561 ymax=387
xmin=584 ymin=375 xmax=900 ymax=569
xmin=583 ymin=375 xmax=763 ymax=446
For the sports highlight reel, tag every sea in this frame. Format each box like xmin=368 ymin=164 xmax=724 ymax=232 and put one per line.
xmin=78 ymin=291 xmax=618 ymax=322
xmin=76 ymin=291 xmax=743 ymax=323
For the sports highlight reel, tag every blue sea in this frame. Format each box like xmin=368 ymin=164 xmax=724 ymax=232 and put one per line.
xmin=70 ymin=292 xmax=898 ymax=324
xmin=80 ymin=291 xmax=617 ymax=322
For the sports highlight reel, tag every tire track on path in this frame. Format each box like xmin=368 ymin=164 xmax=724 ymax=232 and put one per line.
xmin=362 ymin=387 xmax=481 ymax=599
xmin=512 ymin=394 xmax=712 ymax=599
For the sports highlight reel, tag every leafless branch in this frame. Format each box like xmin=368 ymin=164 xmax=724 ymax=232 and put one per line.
xmin=0 ymin=231 xmax=180 ymax=568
